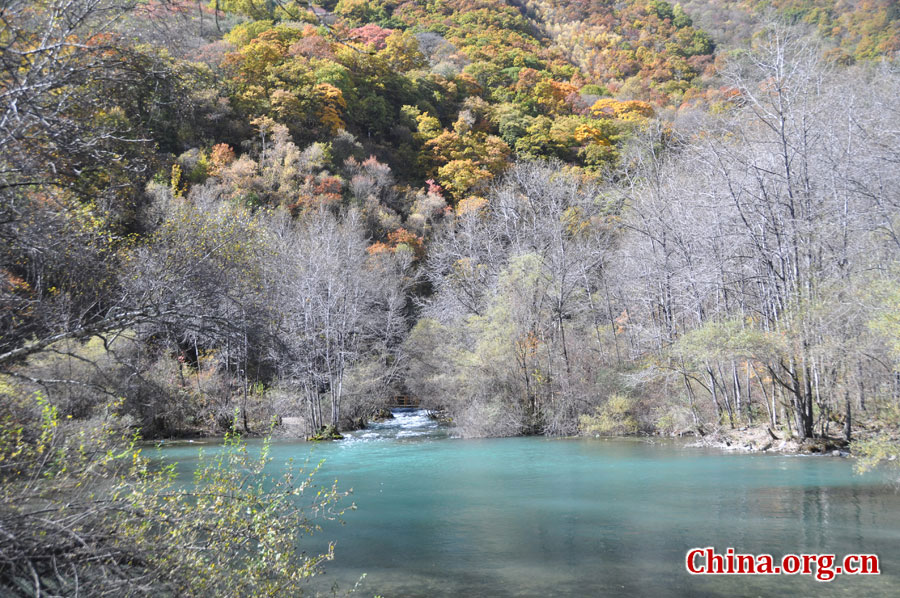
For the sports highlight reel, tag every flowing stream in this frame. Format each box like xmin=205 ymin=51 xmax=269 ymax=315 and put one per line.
xmin=159 ymin=409 xmax=900 ymax=597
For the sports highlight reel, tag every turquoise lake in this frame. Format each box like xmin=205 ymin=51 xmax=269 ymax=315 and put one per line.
xmin=158 ymin=410 xmax=900 ymax=597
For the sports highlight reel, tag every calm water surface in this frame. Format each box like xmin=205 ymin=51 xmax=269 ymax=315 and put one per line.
xmin=158 ymin=410 xmax=900 ymax=597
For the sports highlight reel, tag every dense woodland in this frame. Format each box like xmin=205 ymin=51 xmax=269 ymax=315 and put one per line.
xmin=1 ymin=0 xmax=900 ymax=594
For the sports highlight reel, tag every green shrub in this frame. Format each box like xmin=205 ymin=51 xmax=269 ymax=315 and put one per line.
xmin=579 ymin=394 xmax=639 ymax=436
xmin=0 ymin=397 xmax=349 ymax=597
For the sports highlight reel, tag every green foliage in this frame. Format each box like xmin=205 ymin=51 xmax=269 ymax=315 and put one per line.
xmin=335 ymin=0 xmax=390 ymax=26
xmin=673 ymin=318 xmax=788 ymax=364
xmin=853 ymin=276 xmax=900 ymax=472
xmin=579 ymin=394 xmax=640 ymax=436
xmin=852 ymin=406 xmax=900 ymax=474
xmin=127 ymin=428 xmax=347 ymax=596
xmin=224 ymin=20 xmax=277 ymax=45
xmin=0 ymin=397 xmax=348 ymax=596
xmin=866 ymin=276 xmax=900 ymax=368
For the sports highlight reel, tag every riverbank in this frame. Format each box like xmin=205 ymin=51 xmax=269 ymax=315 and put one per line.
xmin=683 ymin=425 xmax=852 ymax=456
xmin=155 ymin=409 xmax=863 ymax=459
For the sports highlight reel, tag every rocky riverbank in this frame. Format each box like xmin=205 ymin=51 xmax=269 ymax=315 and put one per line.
xmin=685 ymin=425 xmax=851 ymax=456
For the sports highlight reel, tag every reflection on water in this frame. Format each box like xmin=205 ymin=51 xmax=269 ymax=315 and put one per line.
xmin=158 ymin=410 xmax=900 ymax=597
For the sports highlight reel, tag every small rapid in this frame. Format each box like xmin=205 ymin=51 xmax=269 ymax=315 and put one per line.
xmin=343 ymin=408 xmax=446 ymax=444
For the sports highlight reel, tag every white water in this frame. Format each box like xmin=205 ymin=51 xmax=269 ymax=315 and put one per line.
xmin=343 ymin=408 xmax=444 ymax=444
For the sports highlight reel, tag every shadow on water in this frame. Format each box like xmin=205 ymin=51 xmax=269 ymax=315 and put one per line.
xmin=157 ymin=410 xmax=900 ymax=598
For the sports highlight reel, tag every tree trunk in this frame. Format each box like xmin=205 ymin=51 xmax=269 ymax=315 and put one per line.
xmin=843 ymin=390 xmax=852 ymax=443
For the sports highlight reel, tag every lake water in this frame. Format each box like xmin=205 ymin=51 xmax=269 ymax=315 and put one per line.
xmin=158 ymin=410 xmax=900 ymax=597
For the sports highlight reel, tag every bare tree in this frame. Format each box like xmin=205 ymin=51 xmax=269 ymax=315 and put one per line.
xmin=615 ymin=24 xmax=900 ymax=440
xmin=417 ymin=161 xmax=616 ymax=435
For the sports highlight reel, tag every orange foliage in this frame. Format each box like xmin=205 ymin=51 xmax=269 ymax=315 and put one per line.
xmin=1 ymin=269 xmax=30 ymax=294
xmin=385 ymin=227 xmax=425 ymax=258
xmin=208 ymin=143 xmax=236 ymax=175
xmin=366 ymin=241 xmax=393 ymax=256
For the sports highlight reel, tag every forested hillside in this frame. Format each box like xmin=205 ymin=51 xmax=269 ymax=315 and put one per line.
xmin=0 ymin=0 xmax=702 ymax=440
xmin=520 ymin=0 xmax=716 ymax=105
xmin=3 ymin=0 xmax=899 ymax=439
xmin=3 ymin=0 xmax=899 ymax=441
xmin=679 ymin=0 xmax=900 ymax=61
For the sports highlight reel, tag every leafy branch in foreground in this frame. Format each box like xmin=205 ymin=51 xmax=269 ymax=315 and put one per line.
xmin=0 ymin=390 xmax=351 ymax=597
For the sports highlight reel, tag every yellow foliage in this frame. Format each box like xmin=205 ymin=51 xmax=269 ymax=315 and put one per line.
xmin=590 ymin=98 xmax=655 ymax=121
xmin=438 ymin=159 xmax=492 ymax=199
xmin=574 ymin=123 xmax=611 ymax=145
xmin=171 ymin=164 xmax=186 ymax=198
xmin=415 ymin=112 xmax=442 ymax=141
xmin=314 ymin=83 xmax=347 ymax=134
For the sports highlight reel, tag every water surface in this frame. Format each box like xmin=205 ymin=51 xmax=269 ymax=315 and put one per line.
xmin=159 ymin=410 xmax=900 ymax=597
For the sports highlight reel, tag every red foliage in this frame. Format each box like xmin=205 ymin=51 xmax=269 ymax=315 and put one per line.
xmin=425 ymin=179 xmax=444 ymax=197
xmin=313 ymin=176 xmax=343 ymax=197
xmin=309 ymin=176 xmax=344 ymax=207
xmin=196 ymin=41 xmax=234 ymax=68
xmin=515 ymin=68 xmax=542 ymax=93
xmin=349 ymin=24 xmax=395 ymax=50
xmin=289 ymin=35 xmax=335 ymax=59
